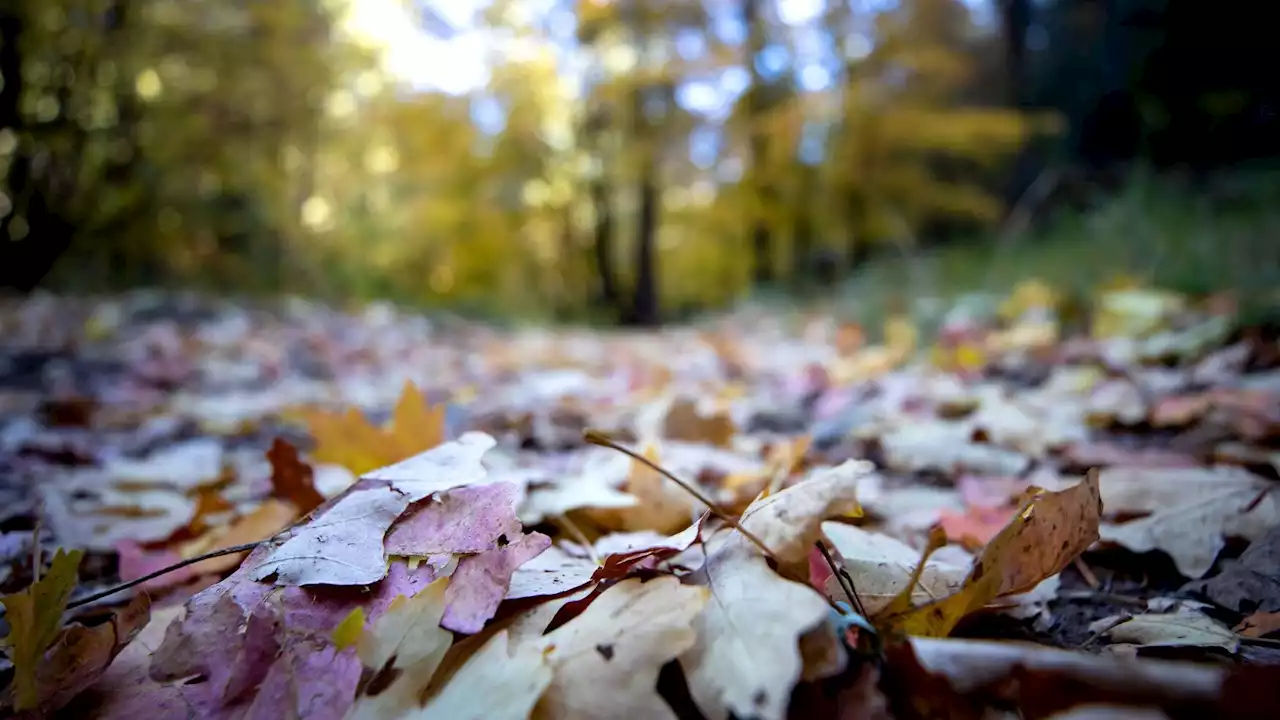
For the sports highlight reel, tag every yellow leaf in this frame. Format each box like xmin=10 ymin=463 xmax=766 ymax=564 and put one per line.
xmin=305 ymin=380 xmax=446 ymax=476
xmin=1 ymin=548 xmax=84 ymax=710
xmin=332 ymin=607 xmax=366 ymax=651
xmin=876 ymin=469 xmax=1101 ymax=637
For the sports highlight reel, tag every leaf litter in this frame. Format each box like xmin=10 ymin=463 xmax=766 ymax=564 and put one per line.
xmin=2 ymin=287 xmax=1280 ymax=718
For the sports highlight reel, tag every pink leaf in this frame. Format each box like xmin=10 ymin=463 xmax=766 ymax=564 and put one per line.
xmin=442 ymin=532 xmax=552 ymax=633
xmin=384 ymin=482 xmax=523 ymax=556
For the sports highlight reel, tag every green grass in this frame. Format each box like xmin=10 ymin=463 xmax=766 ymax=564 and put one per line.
xmin=819 ymin=170 xmax=1280 ymax=338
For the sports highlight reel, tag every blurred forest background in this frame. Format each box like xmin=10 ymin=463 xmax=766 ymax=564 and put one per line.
xmin=2 ymin=0 xmax=1278 ymax=325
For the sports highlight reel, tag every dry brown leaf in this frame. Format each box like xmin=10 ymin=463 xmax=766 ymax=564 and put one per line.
xmin=266 ymin=437 xmax=325 ymax=514
xmin=1098 ymin=466 xmax=1279 ymax=578
xmin=661 ymin=397 xmax=736 ymax=448
xmin=534 ymin=576 xmax=707 ymax=720
xmin=877 ymin=469 xmax=1102 ymax=637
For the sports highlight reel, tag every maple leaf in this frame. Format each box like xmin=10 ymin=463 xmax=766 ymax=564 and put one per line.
xmin=1 ymin=548 xmax=83 ymax=711
xmin=267 ymin=437 xmax=326 ymax=514
xmin=305 ymin=380 xmax=446 ymax=476
xmin=876 ymin=468 xmax=1102 ymax=637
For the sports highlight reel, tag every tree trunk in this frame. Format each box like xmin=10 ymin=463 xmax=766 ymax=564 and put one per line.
xmin=744 ymin=0 xmax=774 ymax=286
xmin=630 ymin=159 xmax=659 ymax=326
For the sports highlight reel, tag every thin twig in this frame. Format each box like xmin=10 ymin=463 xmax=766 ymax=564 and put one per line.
xmin=66 ymin=541 xmax=264 ymax=610
xmin=584 ymin=430 xmax=779 ymax=565
xmin=556 ymin=514 xmax=601 ymax=566
xmin=32 ymin=506 xmax=42 ymax=585
xmin=817 ymin=540 xmax=866 ymax=618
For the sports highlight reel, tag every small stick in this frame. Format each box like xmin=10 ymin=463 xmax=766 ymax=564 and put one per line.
xmin=66 ymin=541 xmax=264 ymax=610
xmin=32 ymin=508 xmax=42 ymax=585
xmin=584 ymin=430 xmax=780 ymax=565
xmin=556 ymin=514 xmax=601 ymax=566
xmin=585 ymin=430 xmax=838 ymax=608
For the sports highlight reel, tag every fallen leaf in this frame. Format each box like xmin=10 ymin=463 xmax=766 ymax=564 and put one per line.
xmin=1105 ymin=613 xmax=1239 ymax=653
xmin=676 ymin=462 xmax=866 ymax=720
xmin=680 ymin=547 xmax=833 ymax=720
xmin=385 ymin=482 xmax=524 ymax=557
xmin=660 ymin=397 xmax=736 ymax=447
xmin=249 ymin=434 xmax=498 ymax=587
xmin=1098 ymin=466 xmax=1279 ymax=578
xmin=1235 ymin=611 xmax=1280 ymax=638
xmin=1 ymin=548 xmax=84 ymax=711
xmin=587 ymin=444 xmax=699 ymax=534
xmin=347 ymin=578 xmax=453 ymax=720
xmin=1183 ymin=525 xmax=1280 ymax=613
xmin=248 ymin=484 xmax=410 ymax=586
xmin=267 ymin=437 xmax=326 ymax=514
xmin=820 ymin=523 xmax=969 ymax=615
xmin=14 ymin=593 xmax=152 ymax=716
xmin=179 ymin=498 xmax=299 ymax=574
xmin=536 ymin=576 xmax=707 ymax=720
xmin=878 ymin=469 xmax=1102 ymax=637
xmin=306 ymin=380 xmax=446 ymax=476
xmin=420 ymin=629 xmax=553 ymax=720
xmin=443 ymin=532 xmax=551 ymax=633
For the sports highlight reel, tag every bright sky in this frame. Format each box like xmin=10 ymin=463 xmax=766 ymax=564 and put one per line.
xmin=344 ymin=0 xmax=995 ymax=99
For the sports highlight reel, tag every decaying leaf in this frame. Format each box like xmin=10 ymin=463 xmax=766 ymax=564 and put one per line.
xmin=267 ymin=437 xmax=326 ymax=514
xmin=1098 ymin=466 xmax=1279 ymax=578
xmin=1105 ymin=613 xmax=1239 ymax=653
xmin=877 ymin=469 xmax=1102 ymax=637
xmin=536 ymin=577 xmax=707 ymax=720
xmin=1 ymin=548 xmax=84 ymax=711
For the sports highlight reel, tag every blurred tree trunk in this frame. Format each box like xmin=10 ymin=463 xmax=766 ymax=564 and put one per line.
xmin=744 ymin=0 xmax=774 ymax=285
xmin=0 ymin=8 xmax=73 ymax=292
xmin=998 ymin=0 xmax=1032 ymax=106
xmin=790 ymin=164 xmax=815 ymax=289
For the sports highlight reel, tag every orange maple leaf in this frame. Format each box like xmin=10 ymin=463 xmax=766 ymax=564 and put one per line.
xmin=305 ymin=381 xmax=446 ymax=476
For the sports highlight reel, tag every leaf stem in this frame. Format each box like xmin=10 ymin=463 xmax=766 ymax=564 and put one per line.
xmin=584 ymin=429 xmax=782 ymax=563
xmin=66 ymin=541 xmax=264 ymax=610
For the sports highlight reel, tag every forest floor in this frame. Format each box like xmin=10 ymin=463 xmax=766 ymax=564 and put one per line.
xmin=2 ymin=282 xmax=1280 ymax=718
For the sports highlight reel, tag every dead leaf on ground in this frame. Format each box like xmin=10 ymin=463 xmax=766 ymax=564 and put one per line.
xmin=267 ymin=437 xmax=326 ymax=514
xmin=1235 ymin=610 xmax=1280 ymax=638
xmin=305 ymin=380 xmax=446 ymax=476
xmin=1098 ymin=466 xmax=1279 ymax=578
xmin=535 ymin=576 xmax=707 ymax=720
xmin=820 ymin=523 xmax=969 ymax=615
xmin=1105 ymin=613 xmax=1239 ymax=654
xmin=877 ymin=469 xmax=1102 ymax=637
